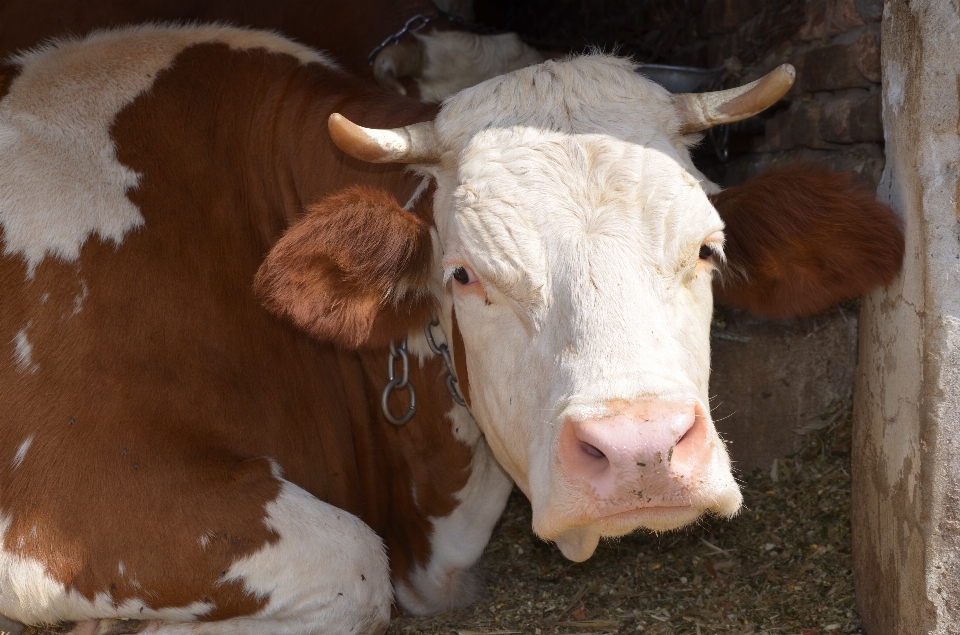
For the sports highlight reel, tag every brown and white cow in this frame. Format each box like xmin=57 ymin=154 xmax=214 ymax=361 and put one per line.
xmin=0 ymin=0 xmax=542 ymax=102
xmin=0 ymin=24 xmax=902 ymax=635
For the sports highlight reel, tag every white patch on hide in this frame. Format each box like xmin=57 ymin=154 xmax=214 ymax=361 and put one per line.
xmin=12 ymin=327 xmax=38 ymax=374
xmin=221 ymin=480 xmax=391 ymax=635
xmin=71 ymin=280 xmax=88 ymax=317
xmin=11 ymin=436 xmax=33 ymax=470
xmin=0 ymin=24 xmax=335 ymax=278
xmin=415 ymin=31 xmax=543 ymax=103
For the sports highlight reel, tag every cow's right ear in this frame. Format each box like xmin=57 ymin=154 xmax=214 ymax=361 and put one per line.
xmin=710 ymin=164 xmax=905 ymax=317
xmin=254 ymin=186 xmax=436 ymax=349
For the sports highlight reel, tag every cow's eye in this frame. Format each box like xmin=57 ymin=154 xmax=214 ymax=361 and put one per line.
xmin=452 ymin=267 xmax=471 ymax=284
xmin=699 ymin=244 xmax=714 ymax=260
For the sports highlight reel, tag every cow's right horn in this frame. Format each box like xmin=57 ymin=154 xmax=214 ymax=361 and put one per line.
xmin=328 ymin=113 xmax=440 ymax=164
xmin=672 ymin=64 xmax=795 ymax=134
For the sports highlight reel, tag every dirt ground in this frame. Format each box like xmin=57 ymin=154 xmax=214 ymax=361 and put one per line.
xmin=388 ymin=402 xmax=859 ymax=635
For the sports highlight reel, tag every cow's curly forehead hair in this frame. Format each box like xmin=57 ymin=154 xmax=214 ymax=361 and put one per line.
xmin=433 ymin=54 xmax=687 ymax=151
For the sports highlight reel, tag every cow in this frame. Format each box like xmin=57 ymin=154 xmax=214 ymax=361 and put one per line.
xmin=0 ymin=24 xmax=903 ymax=635
xmin=0 ymin=0 xmax=543 ymax=101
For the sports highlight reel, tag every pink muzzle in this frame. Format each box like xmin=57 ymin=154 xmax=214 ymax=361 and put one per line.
xmin=558 ymin=400 xmax=711 ymax=513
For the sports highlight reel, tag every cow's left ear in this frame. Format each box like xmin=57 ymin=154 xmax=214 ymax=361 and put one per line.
xmin=255 ymin=186 xmax=436 ymax=349
xmin=710 ymin=164 xmax=905 ymax=317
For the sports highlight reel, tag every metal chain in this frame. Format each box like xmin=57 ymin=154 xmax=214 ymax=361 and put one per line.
xmin=382 ymin=338 xmax=416 ymax=425
xmin=367 ymin=11 xmax=507 ymax=66
xmin=367 ymin=13 xmax=447 ymax=66
xmin=424 ymin=319 xmax=468 ymax=407
xmin=380 ymin=320 xmax=468 ymax=426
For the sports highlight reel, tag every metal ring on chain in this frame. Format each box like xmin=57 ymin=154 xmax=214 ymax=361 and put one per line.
xmin=382 ymin=338 xmax=416 ymax=425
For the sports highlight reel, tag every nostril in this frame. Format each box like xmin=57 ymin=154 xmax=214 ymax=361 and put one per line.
xmin=579 ymin=440 xmax=606 ymax=460
xmin=671 ymin=408 xmax=708 ymax=468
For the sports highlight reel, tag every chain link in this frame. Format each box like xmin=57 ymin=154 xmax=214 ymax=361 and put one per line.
xmin=367 ymin=11 xmax=508 ymax=66
xmin=367 ymin=13 xmax=447 ymax=66
xmin=382 ymin=338 xmax=416 ymax=425
xmin=380 ymin=320 xmax=469 ymax=426
xmin=425 ymin=319 xmax=468 ymax=407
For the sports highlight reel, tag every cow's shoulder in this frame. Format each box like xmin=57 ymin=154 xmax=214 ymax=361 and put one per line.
xmin=0 ymin=24 xmax=335 ymax=277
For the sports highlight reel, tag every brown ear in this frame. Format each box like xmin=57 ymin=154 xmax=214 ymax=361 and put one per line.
xmin=255 ymin=186 xmax=436 ymax=348
xmin=711 ymin=164 xmax=904 ymax=317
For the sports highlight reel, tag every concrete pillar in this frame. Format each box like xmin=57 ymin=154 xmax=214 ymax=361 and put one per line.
xmin=851 ymin=1 xmax=960 ymax=634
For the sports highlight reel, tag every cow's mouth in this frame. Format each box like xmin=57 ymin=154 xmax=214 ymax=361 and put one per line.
xmin=592 ymin=504 xmax=702 ymax=534
xmin=542 ymin=504 xmax=704 ymax=562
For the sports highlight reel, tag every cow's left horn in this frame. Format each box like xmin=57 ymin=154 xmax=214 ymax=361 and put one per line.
xmin=328 ymin=113 xmax=440 ymax=164
xmin=672 ymin=64 xmax=795 ymax=134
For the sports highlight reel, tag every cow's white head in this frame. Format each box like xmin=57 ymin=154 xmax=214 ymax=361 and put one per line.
xmin=259 ymin=55 xmax=796 ymax=561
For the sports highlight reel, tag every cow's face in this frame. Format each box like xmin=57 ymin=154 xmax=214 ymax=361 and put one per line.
xmin=259 ymin=55 xmax=801 ymax=562
xmin=422 ymin=59 xmax=738 ymax=560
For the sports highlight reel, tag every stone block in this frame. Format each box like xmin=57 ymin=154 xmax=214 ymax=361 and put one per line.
xmin=709 ymin=305 xmax=858 ymax=472
xmin=854 ymin=0 xmax=882 ymax=22
xmin=820 ymin=92 xmax=883 ymax=143
xmin=855 ymin=29 xmax=881 ymax=83
xmin=826 ymin=0 xmax=866 ymax=34
xmin=802 ymin=41 xmax=875 ymax=91
xmin=764 ymin=102 xmax=834 ymax=152
xmin=697 ymin=0 xmax=764 ymax=36
xmin=796 ymin=0 xmax=827 ymax=41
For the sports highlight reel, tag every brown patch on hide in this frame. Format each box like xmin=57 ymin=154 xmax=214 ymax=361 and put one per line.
xmin=711 ymin=164 xmax=904 ymax=317
xmin=254 ymin=186 xmax=437 ymax=349
xmin=0 ymin=63 xmax=20 ymax=100
xmin=450 ymin=310 xmax=471 ymax=408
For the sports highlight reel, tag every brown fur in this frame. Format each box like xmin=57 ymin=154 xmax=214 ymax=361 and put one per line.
xmin=254 ymin=186 xmax=436 ymax=349
xmin=711 ymin=164 xmax=905 ymax=317
xmin=450 ymin=310 xmax=472 ymax=408
xmin=0 ymin=64 xmax=18 ymax=100
xmin=0 ymin=40 xmax=464 ymax=622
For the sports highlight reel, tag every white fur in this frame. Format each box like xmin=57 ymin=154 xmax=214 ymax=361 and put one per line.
xmin=215 ymin=480 xmax=391 ymax=635
xmin=11 ymin=329 xmax=34 ymax=373
xmin=414 ymin=31 xmax=543 ymax=103
xmin=419 ymin=55 xmax=742 ymax=560
xmin=394 ymin=407 xmax=513 ymax=615
xmin=0 ymin=481 xmax=390 ymax=635
xmin=0 ymin=24 xmax=334 ymax=278
xmin=10 ymin=436 xmax=32 ymax=470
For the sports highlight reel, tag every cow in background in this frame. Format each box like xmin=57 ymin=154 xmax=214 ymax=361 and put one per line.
xmin=0 ymin=0 xmax=542 ymax=101
xmin=0 ymin=24 xmax=902 ymax=635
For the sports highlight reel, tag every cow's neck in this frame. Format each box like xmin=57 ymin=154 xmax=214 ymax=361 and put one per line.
xmin=246 ymin=55 xmax=508 ymax=601
xmin=259 ymin=61 xmax=440 ymax=226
